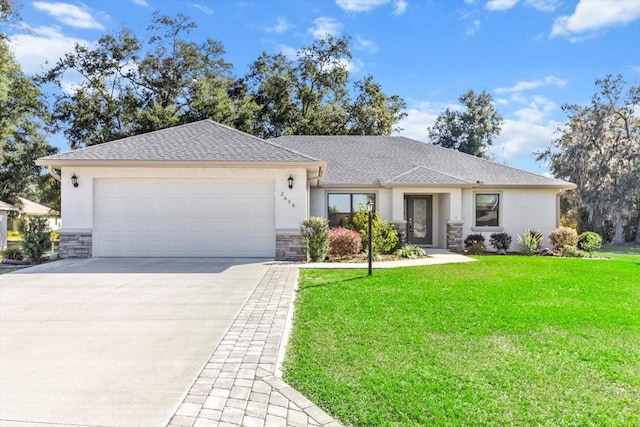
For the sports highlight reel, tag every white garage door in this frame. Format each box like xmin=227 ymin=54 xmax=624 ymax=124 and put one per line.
xmin=93 ymin=179 xmax=275 ymax=257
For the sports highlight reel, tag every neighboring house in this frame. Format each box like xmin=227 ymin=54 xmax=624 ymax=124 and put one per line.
xmin=35 ymin=120 xmax=575 ymax=260
xmin=11 ymin=197 xmax=61 ymax=232
xmin=0 ymin=201 xmax=18 ymax=251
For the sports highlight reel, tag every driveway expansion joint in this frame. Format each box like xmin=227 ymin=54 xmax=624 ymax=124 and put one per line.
xmin=167 ymin=265 xmax=341 ymax=427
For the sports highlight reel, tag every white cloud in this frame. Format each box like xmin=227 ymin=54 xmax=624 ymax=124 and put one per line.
xmin=494 ymin=118 xmax=557 ymax=160
xmin=336 ymin=0 xmax=389 ymax=12
xmin=393 ymin=0 xmax=408 ymax=15
xmin=355 ymin=35 xmax=378 ymax=53
xmin=485 ymin=0 xmax=519 ymax=11
xmin=551 ymin=0 xmax=640 ymax=38
xmin=308 ymin=17 xmax=342 ymax=39
xmin=396 ymin=101 xmax=450 ymax=141
xmin=278 ymin=44 xmax=298 ymax=60
xmin=263 ymin=17 xmax=293 ymax=33
xmin=132 ymin=0 xmax=149 ymax=6
xmin=33 ymin=1 xmax=104 ymax=29
xmin=189 ymin=3 xmax=214 ymax=15
xmin=524 ymin=0 xmax=559 ymax=12
xmin=495 ymin=76 xmax=567 ymax=94
xmin=466 ymin=19 xmax=481 ymax=35
xmin=336 ymin=0 xmax=407 ymax=14
xmin=9 ymin=25 xmax=91 ymax=74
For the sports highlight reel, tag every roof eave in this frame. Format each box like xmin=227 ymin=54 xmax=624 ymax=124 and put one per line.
xmin=35 ymin=158 xmax=326 ymax=170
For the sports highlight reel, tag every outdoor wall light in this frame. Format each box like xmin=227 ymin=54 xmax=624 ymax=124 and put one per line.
xmin=288 ymin=175 xmax=294 ymax=189
xmin=71 ymin=173 xmax=79 ymax=188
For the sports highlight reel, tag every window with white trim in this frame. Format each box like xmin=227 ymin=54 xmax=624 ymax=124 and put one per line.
xmin=475 ymin=193 xmax=500 ymax=227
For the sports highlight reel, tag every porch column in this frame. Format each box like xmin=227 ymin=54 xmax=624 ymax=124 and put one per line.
xmin=447 ymin=189 xmax=464 ymax=251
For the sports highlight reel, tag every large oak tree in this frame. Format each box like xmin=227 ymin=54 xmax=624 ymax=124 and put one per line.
xmin=539 ymin=75 xmax=640 ymax=244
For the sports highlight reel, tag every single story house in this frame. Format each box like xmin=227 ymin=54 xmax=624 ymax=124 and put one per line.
xmin=10 ymin=197 xmax=61 ymax=232
xmin=0 ymin=201 xmax=18 ymax=250
xmin=36 ymin=120 xmax=575 ymax=260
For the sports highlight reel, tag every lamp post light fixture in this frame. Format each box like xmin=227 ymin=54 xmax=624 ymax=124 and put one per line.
xmin=71 ymin=173 xmax=79 ymax=188
xmin=367 ymin=199 xmax=374 ymax=276
xmin=288 ymin=175 xmax=294 ymax=189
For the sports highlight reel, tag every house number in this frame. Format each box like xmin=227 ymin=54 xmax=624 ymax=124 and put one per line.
xmin=280 ymin=192 xmax=296 ymax=208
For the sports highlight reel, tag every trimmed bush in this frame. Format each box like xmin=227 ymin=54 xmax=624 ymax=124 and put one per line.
xmin=352 ymin=208 xmax=400 ymax=255
xmin=517 ymin=229 xmax=543 ymax=256
xmin=18 ymin=217 xmax=51 ymax=265
xmin=1 ymin=246 xmax=23 ymax=261
xmin=395 ymin=244 xmax=426 ymax=259
xmin=548 ymin=226 xmax=578 ymax=254
xmin=578 ymin=231 xmax=602 ymax=257
xmin=561 ymin=246 xmax=584 ymax=258
xmin=329 ymin=227 xmax=362 ymax=259
xmin=489 ymin=232 xmax=512 ymax=252
xmin=300 ymin=217 xmax=330 ymax=262
xmin=464 ymin=234 xmax=485 ymax=254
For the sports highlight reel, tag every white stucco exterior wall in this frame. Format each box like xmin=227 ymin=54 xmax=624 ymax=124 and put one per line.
xmin=461 ymin=188 xmax=560 ymax=249
xmin=59 ymin=166 xmax=309 ymax=234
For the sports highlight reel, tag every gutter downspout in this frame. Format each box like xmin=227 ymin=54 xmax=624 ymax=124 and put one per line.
xmin=48 ymin=166 xmax=61 ymax=182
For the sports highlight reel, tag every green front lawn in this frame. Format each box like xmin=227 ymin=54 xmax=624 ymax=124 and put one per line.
xmin=284 ymin=255 xmax=640 ymax=426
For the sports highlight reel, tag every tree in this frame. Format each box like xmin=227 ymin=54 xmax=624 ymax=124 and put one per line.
xmin=538 ymin=75 xmax=640 ymax=244
xmin=427 ymin=89 xmax=503 ymax=158
xmin=244 ymin=35 xmax=406 ymax=138
xmin=38 ymin=13 xmax=253 ymax=148
xmin=0 ymin=30 xmax=57 ymax=207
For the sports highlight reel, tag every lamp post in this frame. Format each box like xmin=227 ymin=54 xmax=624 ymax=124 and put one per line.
xmin=367 ymin=199 xmax=374 ymax=276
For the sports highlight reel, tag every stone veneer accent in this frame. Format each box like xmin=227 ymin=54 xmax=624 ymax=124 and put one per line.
xmin=59 ymin=231 xmax=92 ymax=258
xmin=446 ymin=221 xmax=464 ymax=252
xmin=390 ymin=220 xmax=407 ymax=245
xmin=276 ymin=232 xmax=306 ymax=261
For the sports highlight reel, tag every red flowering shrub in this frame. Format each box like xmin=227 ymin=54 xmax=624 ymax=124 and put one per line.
xmin=328 ymin=227 xmax=363 ymax=259
xmin=548 ymin=226 xmax=578 ymax=253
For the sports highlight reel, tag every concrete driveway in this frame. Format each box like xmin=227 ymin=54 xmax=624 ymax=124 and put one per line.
xmin=0 ymin=258 xmax=271 ymax=427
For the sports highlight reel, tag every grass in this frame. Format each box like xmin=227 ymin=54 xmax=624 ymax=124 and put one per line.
xmin=283 ymin=254 xmax=640 ymax=426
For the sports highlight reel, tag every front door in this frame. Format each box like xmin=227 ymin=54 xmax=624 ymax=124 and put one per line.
xmin=406 ymin=196 xmax=433 ymax=245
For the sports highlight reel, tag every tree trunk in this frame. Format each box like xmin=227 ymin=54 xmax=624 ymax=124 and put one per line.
xmin=614 ymin=212 xmax=623 ymax=245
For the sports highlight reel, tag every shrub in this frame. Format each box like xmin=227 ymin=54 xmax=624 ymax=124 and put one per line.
xmin=328 ymin=227 xmax=362 ymax=259
xmin=578 ymin=231 xmax=602 ymax=257
xmin=300 ymin=217 xmax=330 ymax=262
xmin=548 ymin=226 xmax=578 ymax=253
xmin=464 ymin=234 xmax=485 ymax=254
xmin=1 ymin=246 xmax=23 ymax=261
xmin=395 ymin=244 xmax=426 ymax=259
xmin=352 ymin=208 xmax=400 ymax=255
xmin=17 ymin=217 xmax=51 ymax=265
xmin=561 ymin=245 xmax=584 ymax=258
xmin=517 ymin=229 xmax=543 ymax=255
xmin=489 ymin=232 xmax=512 ymax=252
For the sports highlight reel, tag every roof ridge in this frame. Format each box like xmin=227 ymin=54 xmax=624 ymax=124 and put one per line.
xmin=383 ymin=165 xmax=472 ymax=184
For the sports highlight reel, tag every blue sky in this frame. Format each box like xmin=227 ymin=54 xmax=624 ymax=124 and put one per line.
xmin=7 ymin=0 xmax=640 ymax=175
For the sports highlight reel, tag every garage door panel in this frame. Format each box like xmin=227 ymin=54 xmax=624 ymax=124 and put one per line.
xmin=94 ymin=179 xmax=275 ymax=257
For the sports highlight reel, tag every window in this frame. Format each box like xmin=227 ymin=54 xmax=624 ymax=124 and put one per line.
xmin=327 ymin=193 xmax=375 ymax=227
xmin=475 ymin=193 xmax=499 ymax=227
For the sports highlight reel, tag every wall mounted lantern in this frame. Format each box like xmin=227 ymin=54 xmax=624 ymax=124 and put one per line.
xmin=71 ymin=173 xmax=79 ymax=188
xmin=288 ymin=175 xmax=294 ymax=189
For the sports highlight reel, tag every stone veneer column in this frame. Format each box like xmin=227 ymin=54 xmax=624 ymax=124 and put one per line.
xmin=275 ymin=232 xmax=306 ymax=261
xmin=390 ymin=220 xmax=407 ymax=245
xmin=58 ymin=230 xmax=92 ymax=258
xmin=446 ymin=221 xmax=464 ymax=252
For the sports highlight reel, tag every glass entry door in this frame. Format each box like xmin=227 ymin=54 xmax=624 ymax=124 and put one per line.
xmin=405 ymin=196 xmax=433 ymax=245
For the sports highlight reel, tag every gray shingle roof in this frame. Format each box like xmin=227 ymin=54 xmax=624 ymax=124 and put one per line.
xmin=274 ymin=135 xmax=574 ymax=188
xmin=37 ymin=120 xmax=320 ymax=163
